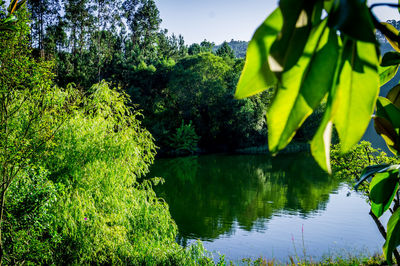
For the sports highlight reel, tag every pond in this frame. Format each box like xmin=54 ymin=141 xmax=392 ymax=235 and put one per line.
xmin=148 ymin=153 xmax=390 ymax=263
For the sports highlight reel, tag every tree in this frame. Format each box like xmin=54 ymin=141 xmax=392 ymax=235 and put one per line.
xmin=63 ymin=0 xmax=94 ymax=54
xmin=123 ymin=0 xmax=161 ymax=53
xmin=0 ymin=5 xmax=77 ymax=260
xmin=216 ymin=41 xmax=235 ymax=59
xmin=27 ymin=0 xmax=60 ymax=51
xmin=234 ymin=0 xmax=400 ymax=263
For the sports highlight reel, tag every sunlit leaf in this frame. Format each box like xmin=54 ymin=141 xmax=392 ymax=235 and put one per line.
xmin=311 ymin=114 xmax=333 ymax=173
xmin=3 ymin=15 xmax=17 ymax=24
xmin=234 ymin=8 xmax=283 ymax=99
xmin=381 ymin=22 xmax=400 ymax=52
xmin=383 ymin=208 xmax=400 ymax=264
xmin=269 ymin=0 xmax=316 ymax=73
xmin=328 ymin=0 xmax=375 ymax=43
xmin=268 ymin=21 xmax=339 ymax=153
xmin=379 ymin=65 xmax=400 ymax=86
xmin=369 ymin=169 xmax=399 ymax=217
xmin=333 ymin=40 xmax=380 ymax=152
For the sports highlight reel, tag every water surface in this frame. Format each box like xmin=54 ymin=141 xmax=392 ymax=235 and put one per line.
xmin=149 ymin=153 xmax=389 ymax=262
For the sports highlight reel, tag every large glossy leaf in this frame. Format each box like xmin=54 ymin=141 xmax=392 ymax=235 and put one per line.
xmin=381 ymin=22 xmax=400 ymax=52
xmin=268 ymin=20 xmax=339 ymax=154
xmin=269 ymin=0 xmax=316 ymax=73
xmin=328 ymin=0 xmax=375 ymax=43
xmin=369 ymin=169 xmax=400 ymax=217
xmin=383 ymin=208 xmax=400 ymax=264
xmin=379 ymin=65 xmax=400 ymax=86
xmin=234 ymin=8 xmax=283 ymax=99
xmin=333 ymin=40 xmax=380 ymax=152
xmin=354 ymin=164 xmax=391 ymax=190
xmin=382 ymin=52 xmax=400 ymax=67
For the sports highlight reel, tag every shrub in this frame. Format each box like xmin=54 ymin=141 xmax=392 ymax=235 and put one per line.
xmin=168 ymin=120 xmax=200 ymax=155
xmin=331 ymin=141 xmax=399 ymax=192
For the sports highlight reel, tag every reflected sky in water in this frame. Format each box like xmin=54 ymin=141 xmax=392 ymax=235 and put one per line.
xmin=148 ymin=153 xmax=389 ymax=262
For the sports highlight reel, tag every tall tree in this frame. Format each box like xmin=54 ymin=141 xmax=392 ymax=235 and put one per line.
xmin=90 ymin=0 xmax=120 ymax=81
xmin=27 ymin=0 xmax=60 ymax=51
xmin=63 ymin=0 xmax=94 ymax=54
xmin=123 ymin=0 xmax=161 ymax=56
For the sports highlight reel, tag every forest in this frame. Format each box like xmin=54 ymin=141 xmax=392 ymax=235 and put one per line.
xmin=16 ymin=0 xmax=279 ymax=156
xmin=3 ymin=0 xmax=400 ymax=264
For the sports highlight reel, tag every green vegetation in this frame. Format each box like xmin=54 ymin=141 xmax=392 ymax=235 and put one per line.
xmin=0 ymin=3 xmax=217 ymax=264
xmin=4 ymin=0 xmax=400 ymax=264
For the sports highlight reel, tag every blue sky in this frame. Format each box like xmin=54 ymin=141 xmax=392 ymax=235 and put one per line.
xmin=155 ymin=0 xmax=400 ymax=45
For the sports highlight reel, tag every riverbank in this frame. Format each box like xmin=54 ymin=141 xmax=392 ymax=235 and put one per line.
xmin=235 ymin=142 xmax=310 ymax=154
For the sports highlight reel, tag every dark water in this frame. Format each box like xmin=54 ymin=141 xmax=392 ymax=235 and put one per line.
xmin=149 ymin=153 xmax=389 ymax=263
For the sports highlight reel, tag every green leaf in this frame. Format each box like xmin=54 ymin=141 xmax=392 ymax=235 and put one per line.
xmin=383 ymin=208 xmax=400 ymax=264
xmin=269 ymin=1 xmax=316 ymax=73
xmin=382 ymin=52 xmax=400 ymax=67
xmin=376 ymin=97 xmax=400 ymax=128
xmin=379 ymin=65 xmax=399 ymax=86
xmin=310 ymin=113 xmax=333 ymax=173
xmin=268 ymin=20 xmax=339 ymax=153
xmin=354 ymin=164 xmax=391 ymax=190
xmin=374 ymin=116 xmax=400 ymax=155
xmin=328 ymin=0 xmax=375 ymax=43
xmin=381 ymin=22 xmax=400 ymax=52
xmin=375 ymin=97 xmax=400 ymax=155
xmin=323 ymin=0 xmax=336 ymax=12
xmin=333 ymin=40 xmax=380 ymax=152
xmin=369 ymin=169 xmax=399 ymax=217
xmin=387 ymin=84 xmax=400 ymax=109
xmin=234 ymin=8 xmax=283 ymax=99
xmin=3 ymin=15 xmax=17 ymax=24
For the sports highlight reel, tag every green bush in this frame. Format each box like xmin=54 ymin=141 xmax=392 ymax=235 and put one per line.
xmin=2 ymin=81 xmax=215 ymax=264
xmin=168 ymin=120 xmax=200 ymax=155
xmin=331 ymin=141 xmax=399 ymax=192
xmin=3 ymin=166 xmax=63 ymax=264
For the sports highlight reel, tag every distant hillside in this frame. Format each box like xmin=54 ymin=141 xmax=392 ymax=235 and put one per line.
xmin=214 ymin=40 xmax=248 ymax=58
xmin=214 ymin=20 xmax=397 ymax=59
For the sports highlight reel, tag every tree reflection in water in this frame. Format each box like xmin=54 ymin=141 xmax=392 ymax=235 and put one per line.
xmin=149 ymin=153 xmax=340 ymax=245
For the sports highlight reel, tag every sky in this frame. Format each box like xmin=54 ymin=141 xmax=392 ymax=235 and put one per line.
xmin=154 ymin=0 xmax=400 ymax=45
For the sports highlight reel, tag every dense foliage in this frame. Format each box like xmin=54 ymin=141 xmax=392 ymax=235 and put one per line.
xmin=0 ymin=4 xmax=217 ymax=264
xmin=12 ymin=0 xmax=280 ymax=154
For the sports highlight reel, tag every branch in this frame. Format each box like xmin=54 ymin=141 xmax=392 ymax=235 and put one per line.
xmin=370 ymin=210 xmax=400 ymax=263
